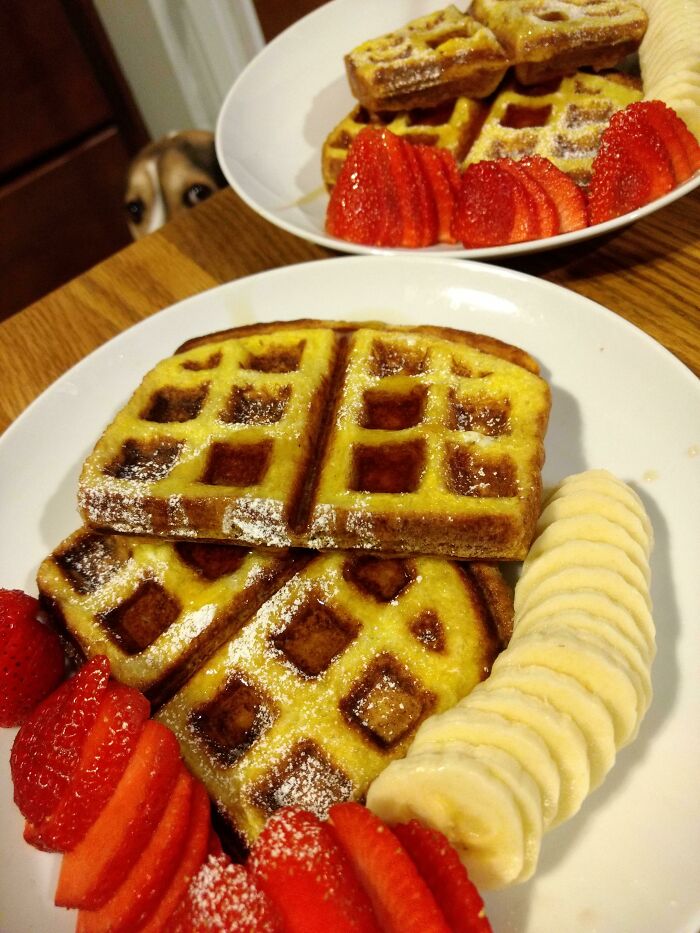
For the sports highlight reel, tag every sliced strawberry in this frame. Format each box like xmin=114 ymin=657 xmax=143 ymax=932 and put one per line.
xmin=328 ymin=802 xmax=450 ymax=933
xmin=76 ymin=765 xmax=194 ymax=933
xmin=517 ymin=155 xmax=589 ymax=232
xmin=626 ymin=100 xmax=700 ymax=182
xmin=326 ymin=127 xmax=402 ymax=247
xmin=588 ymin=105 xmax=676 ymax=224
xmin=55 ymin=719 xmax=181 ymax=909
xmin=413 ymin=146 xmax=459 ymax=244
xmin=248 ymin=806 xmax=380 ymax=933
xmin=402 ymin=140 xmax=439 ymax=247
xmin=25 ymin=682 xmax=150 ymax=852
xmin=174 ymin=853 xmax=283 ymax=933
xmin=453 ymin=160 xmax=539 ymax=248
xmin=11 ymin=655 xmax=110 ymax=825
xmin=498 ymin=159 xmax=559 ymax=239
xmin=393 ymin=821 xmax=492 ymax=933
xmin=134 ymin=781 xmax=211 ymax=933
xmin=0 ymin=588 xmax=65 ymax=727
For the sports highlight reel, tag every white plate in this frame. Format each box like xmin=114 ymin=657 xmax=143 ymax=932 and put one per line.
xmin=1 ymin=258 xmax=699 ymax=933
xmin=215 ymin=0 xmax=700 ymax=259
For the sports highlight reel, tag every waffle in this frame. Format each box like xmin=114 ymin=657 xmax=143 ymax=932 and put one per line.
xmin=465 ymin=71 xmax=642 ymax=184
xmin=77 ymin=320 xmax=551 ymax=561
xmin=344 ymin=5 xmax=510 ymax=111
xmin=322 ymin=97 xmax=487 ymax=190
xmin=154 ymin=550 xmax=511 ymax=852
xmin=36 ymin=527 xmax=301 ymax=707
xmin=470 ymin=0 xmax=648 ymax=86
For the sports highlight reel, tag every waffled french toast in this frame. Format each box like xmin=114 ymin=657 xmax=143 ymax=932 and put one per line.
xmin=344 ymin=5 xmax=510 ymax=111
xmin=470 ymin=0 xmax=648 ymax=86
xmin=154 ymin=551 xmax=510 ymax=851
xmin=78 ymin=321 xmax=551 ymax=561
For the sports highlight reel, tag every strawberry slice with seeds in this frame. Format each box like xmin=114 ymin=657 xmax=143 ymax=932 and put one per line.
xmin=76 ymin=765 xmax=194 ymax=933
xmin=174 ymin=853 xmax=283 ymax=933
xmin=517 ymin=156 xmax=588 ymax=233
xmin=413 ymin=146 xmax=459 ymax=244
xmin=499 ymin=159 xmax=559 ymax=239
xmin=248 ymin=806 xmax=380 ymax=933
xmin=393 ymin=821 xmax=492 ymax=933
xmin=626 ymin=100 xmax=700 ymax=182
xmin=55 ymin=719 xmax=182 ymax=909
xmin=588 ymin=106 xmax=675 ymax=224
xmin=328 ymin=802 xmax=451 ymax=933
xmin=453 ymin=160 xmax=539 ymax=248
xmin=11 ymin=654 xmax=110 ymax=826
xmin=25 ymin=681 xmax=150 ymax=852
xmin=0 ymin=588 xmax=66 ymax=727
xmin=402 ymin=140 xmax=439 ymax=247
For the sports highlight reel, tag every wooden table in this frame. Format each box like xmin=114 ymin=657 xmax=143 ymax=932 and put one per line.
xmin=1 ymin=184 xmax=698 ymax=436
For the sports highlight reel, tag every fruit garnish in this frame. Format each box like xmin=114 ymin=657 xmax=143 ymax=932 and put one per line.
xmin=328 ymin=802 xmax=451 ymax=933
xmin=10 ymin=654 xmax=110 ymax=826
xmin=625 ymin=100 xmax=700 ymax=182
xmin=516 ymin=155 xmax=589 ymax=233
xmin=453 ymin=160 xmax=540 ymax=248
xmin=588 ymin=101 xmax=676 ymax=224
xmin=393 ymin=820 xmax=492 ymax=933
xmin=25 ymin=681 xmax=150 ymax=852
xmin=76 ymin=766 xmax=194 ymax=933
xmin=414 ymin=145 xmax=460 ymax=244
xmin=174 ymin=853 xmax=283 ymax=933
xmin=498 ymin=159 xmax=559 ymax=239
xmin=55 ymin=718 xmax=182 ymax=909
xmin=401 ymin=139 xmax=439 ymax=247
xmin=0 ymin=588 xmax=65 ymax=727
xmin=248 ymin=805 xmax=380 ymax=932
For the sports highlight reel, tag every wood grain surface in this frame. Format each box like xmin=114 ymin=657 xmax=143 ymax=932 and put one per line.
xmin=0 ymin=184 xmax=698 ymax=437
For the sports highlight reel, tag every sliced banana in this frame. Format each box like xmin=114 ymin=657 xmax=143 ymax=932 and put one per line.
xmin=465 ymin=681 xmax=592 ymax=823
xmin=536 ymin=492 xmax=651 ymax=557
xmin=515 ymin=589 xmax=655 ymax=662
xmin=366 ymin=749 xmax=527 ymax=889
xmin=493 ymin=630 xmax=643 ymax=746
xmin=411 ymin=704 xmax=561 ymax=829
xmin=523 ymin=514 xmax=650 ymax=583
xmin=515 ymin=540 xmax=651 ymax=615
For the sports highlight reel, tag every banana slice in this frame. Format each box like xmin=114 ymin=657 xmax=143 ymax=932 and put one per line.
xmin=515 ymin=540 xmax=651 ymax=615
xmin=465 ymin=681 xmax=592 ymax=823
xmin=524 ymin=514 xmax=650 ymax=583
xmin=513 ymin=611 xmax=653 ymax=709
xmin=515 ymin=590 xmax=655 ymax=661
xmin=493 ymin=630 xmax=643 ymax=746
xmin=412 ymin=704 xmax=561 ymax=828
xmin=536 ymin=492 xmax=651 ymax=556
xmin=366 ymin=749 xmax=527 ymax=889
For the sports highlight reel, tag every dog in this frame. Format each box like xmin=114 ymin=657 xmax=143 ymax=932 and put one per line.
xmin=124 ymin=130 xmax=228 ymax=239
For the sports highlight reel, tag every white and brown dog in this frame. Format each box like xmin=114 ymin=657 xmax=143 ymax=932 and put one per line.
xmin=124 ymin=130 xmax=228 ymax=239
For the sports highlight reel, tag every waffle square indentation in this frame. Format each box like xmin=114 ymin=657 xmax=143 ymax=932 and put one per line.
xmin=190 ymin=676 xmax=276 ymax=766
xmin=351 ymin=440 xmax=426 ymax=493
xmin=273 ymin=598 xmax=358 ymax=677
xmin=410 ymin=609 xmax=446 ymax=652
xmin=174 ymin=542 xmax=249 ymax=580
xmin=344 ymin=556 xmax=416 ymax=602
xmin=221 ymin=384 xmax=291 ymax=425
xmin=100 ymin=579 xmax=180 ymax=653
xmin=55 ymin=533 xmax=128 ymax=595
xmin=181 ymin=351 xmax=221 ymax=371
xmin=202 ymin=440 xmax=272 ymax=487
xmin=141 ymin=384 xmax=208 ymax=423
xmin=369 ymin=339 xmax=428 ymax=376
xmin=341 ymin=654 xmax=434 ymax=749
xmin=447 ymin=444 xmax=518 ymax=498
xmin=250 ymin=739 xmax=354 ymax=818
xmin=242 ymin=341 xmax=305 ymax=373
xmin=361 ymin=386 xmax=427 ymax=430
xmin=501 ymin=103 xmax=552 ymax=128
xmin=105 ymin=438 xmax=182 ymax=482
xmin=449 ymin=391 xmax=511 ymax=436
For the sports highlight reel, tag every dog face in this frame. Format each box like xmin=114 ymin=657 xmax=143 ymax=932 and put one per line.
xmin=124 ymin=130 xmax=228 ymax=239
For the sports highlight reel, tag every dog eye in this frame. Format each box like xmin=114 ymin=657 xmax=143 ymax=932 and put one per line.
xmin=125 ymin=198 xmax=145 ymax=224
xmin=183 ymin=184 xmax=213 ymax=207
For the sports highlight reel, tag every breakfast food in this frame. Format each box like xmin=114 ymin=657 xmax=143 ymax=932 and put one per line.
xmin=155 ymin=550 xmax=510 ymax=852
xmin=344 ymin=5 xmax=510 ymax=111
xmin=469 ymin=0 xmax=648 ymax=86
xmin=77 ymin=320 xmax=551 ymax=561
xmin=367 ymin=469 xmax=655 ymax=889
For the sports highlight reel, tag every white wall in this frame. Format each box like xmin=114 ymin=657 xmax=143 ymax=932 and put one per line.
xmin=95 ymin=0 xmax=265 ymax=140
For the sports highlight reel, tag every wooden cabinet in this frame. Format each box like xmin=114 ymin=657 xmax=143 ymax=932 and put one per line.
xmin=0 ymin=0 xmax=149 ymax=321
